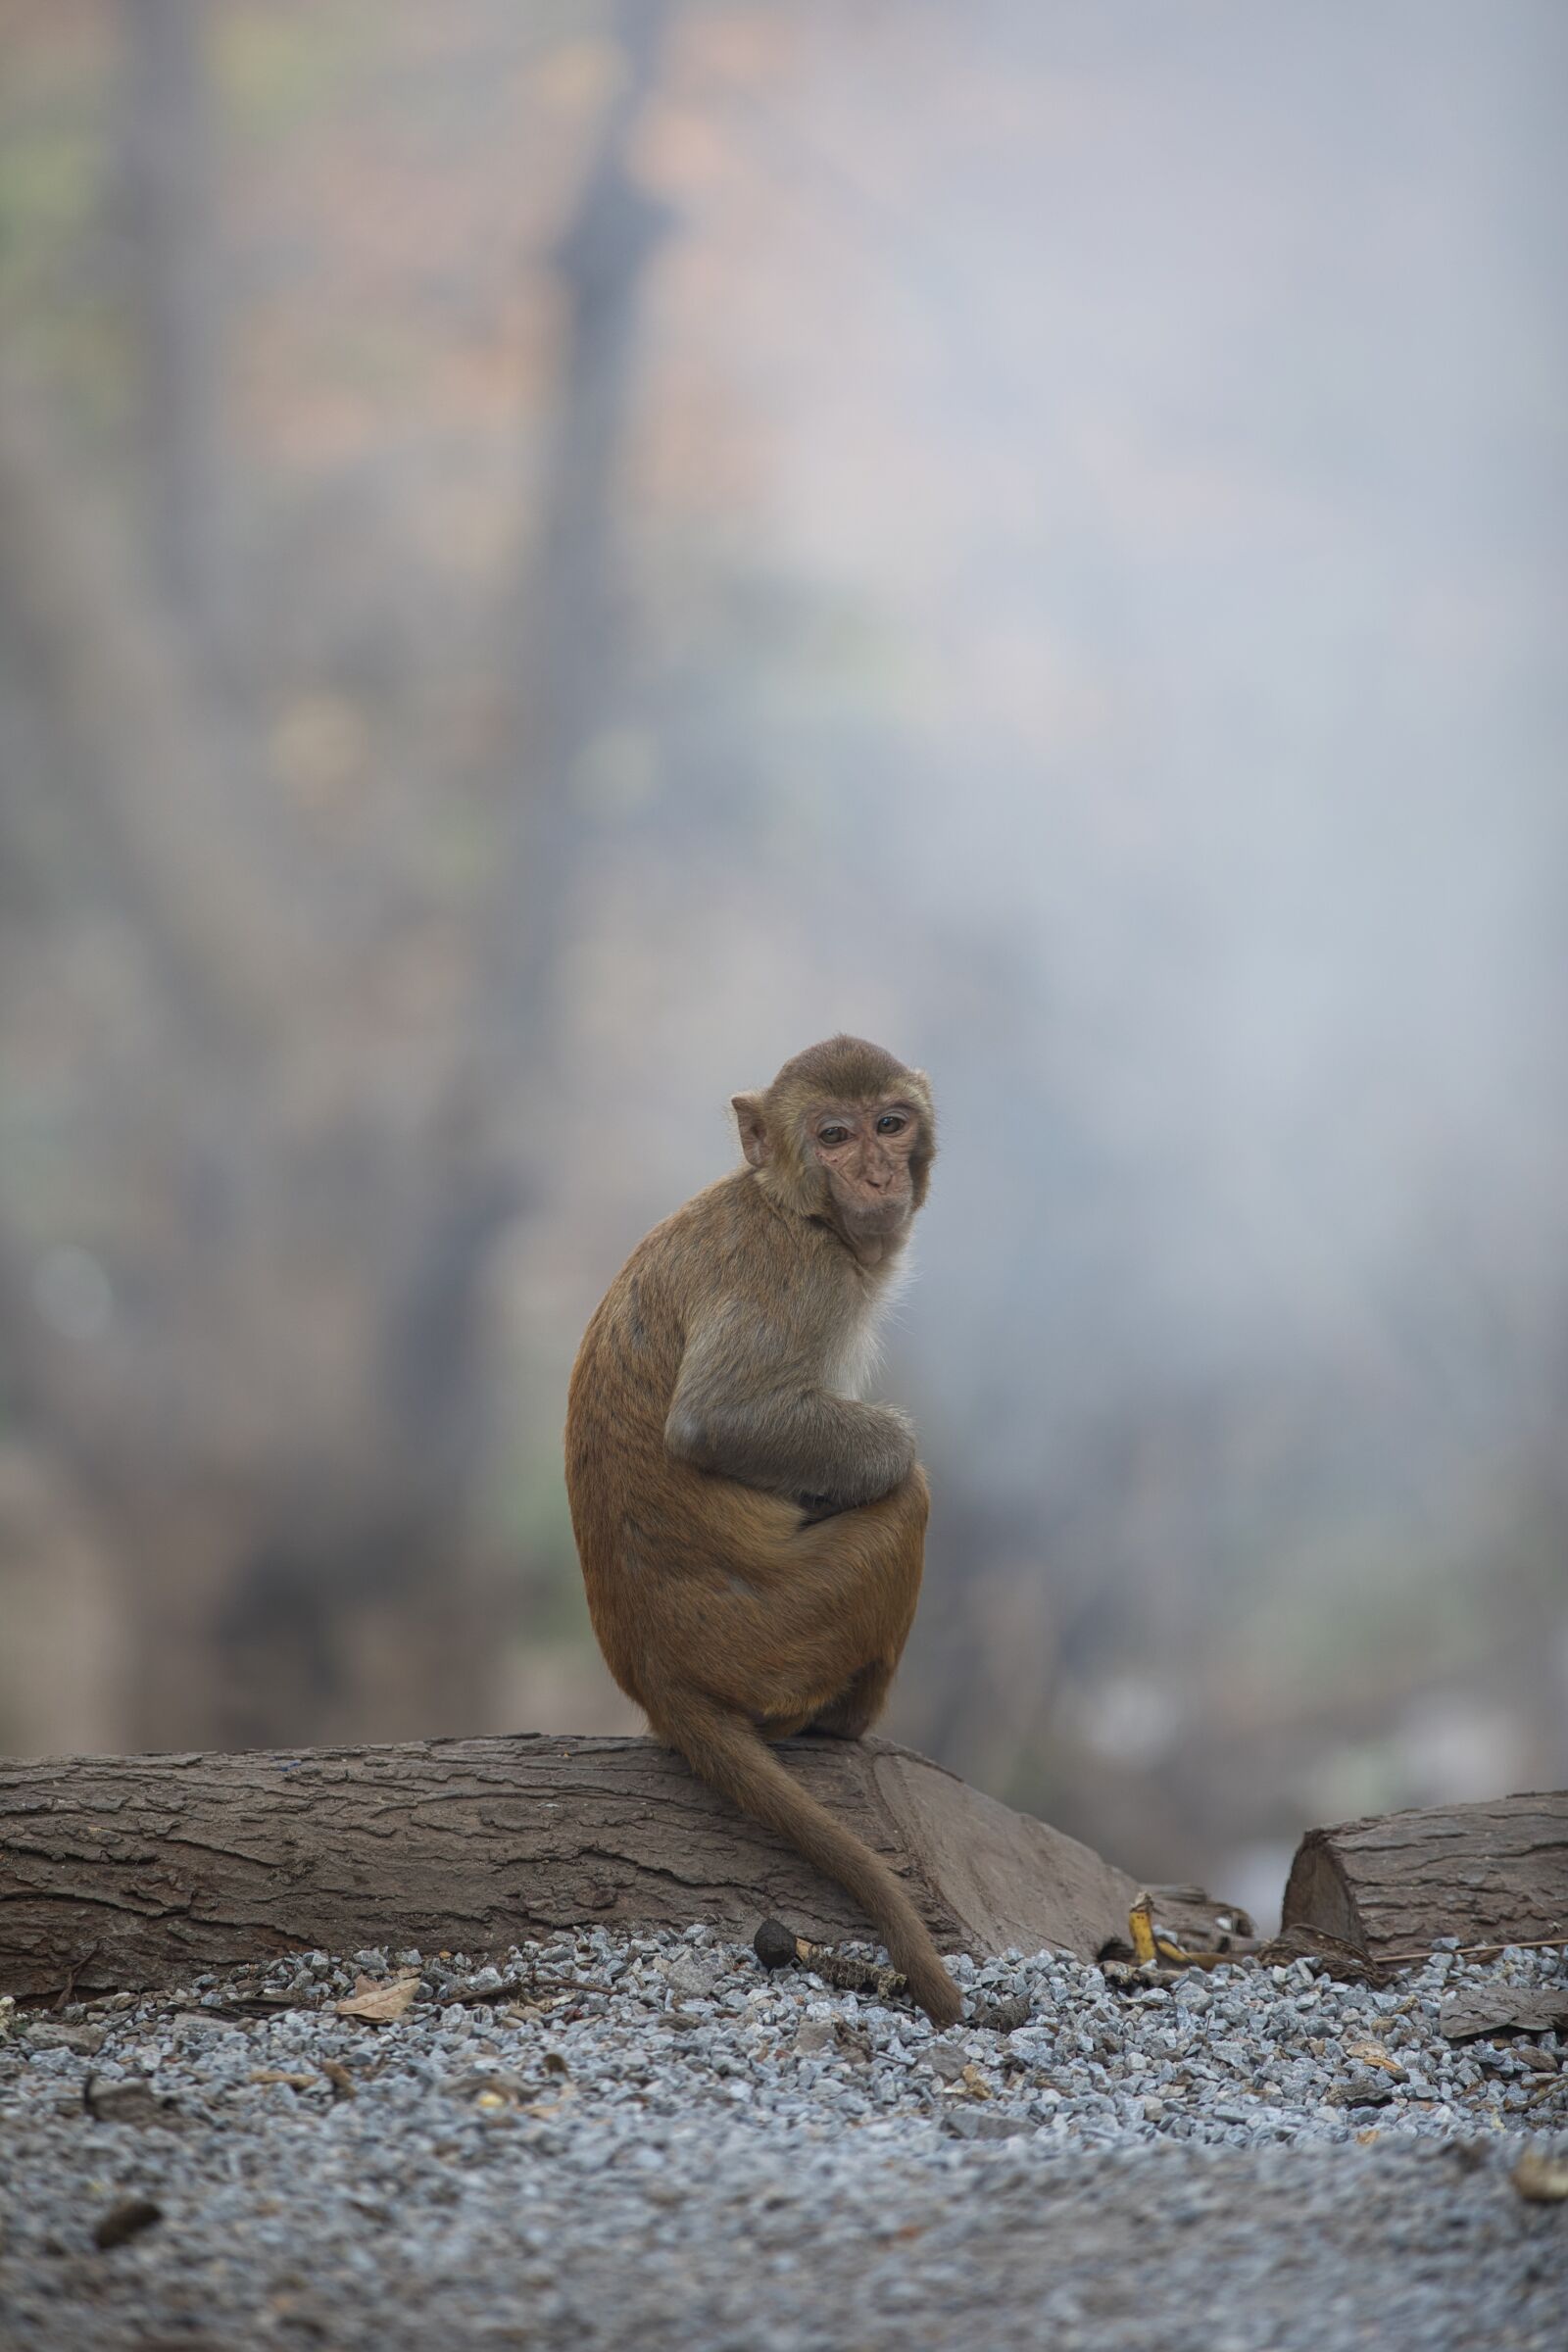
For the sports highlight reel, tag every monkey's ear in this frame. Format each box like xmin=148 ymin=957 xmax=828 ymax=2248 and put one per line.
xmin=731 ymin=1093 xmax=770 ymax=1167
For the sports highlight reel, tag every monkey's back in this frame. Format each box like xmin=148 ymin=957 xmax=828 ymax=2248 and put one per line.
xmin=564 ymin=1170 xmax=814 ymax=1702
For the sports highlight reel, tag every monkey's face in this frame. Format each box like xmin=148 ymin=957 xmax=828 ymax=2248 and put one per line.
xmin=734 ymin=1044 xmax=935 ymax=1235
xmin=807 ymin=1099 xmax=923 ymax=1237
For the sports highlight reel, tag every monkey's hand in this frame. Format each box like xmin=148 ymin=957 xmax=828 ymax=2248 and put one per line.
xmin=666 ymin=1307 xmax=916 ymax=1509
xmin=825 ymin=1402 xmax=919 ymax=1507
xmin=792 ymin=1404 xmax=919 ymax=1519
xmin=795 ymin=1410 xmax=916 ymax=1518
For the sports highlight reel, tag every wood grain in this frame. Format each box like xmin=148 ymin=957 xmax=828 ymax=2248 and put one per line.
xmin=1283 ymin=1791 xmax=1568 ymax=1961
xmin=0 ymin=1733 xmax=1241 ymax=1998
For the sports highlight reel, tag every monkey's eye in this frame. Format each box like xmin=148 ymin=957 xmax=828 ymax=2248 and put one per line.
xmin=876 ymin=1113 xmax=906 ymax=1135
xmin=818 ymin=1124 xmax=850 ymax=1147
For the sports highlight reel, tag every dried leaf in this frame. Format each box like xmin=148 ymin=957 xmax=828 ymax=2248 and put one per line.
xmin=1345 ymin=2042 xmax=1406 ymax=2079
xmin=334 ymin=1975 xmax=418 ymax=2026
xmin=1326 ymin=2075 xmax=1396 ymax=2109
xmin=319 ymin=2060 xmax=357 ymax=2099
xmin=1511 ymin=2149 xmax=1568 ymax=2203
xmin=522 ymin=2082 xmax=577 ymax=2121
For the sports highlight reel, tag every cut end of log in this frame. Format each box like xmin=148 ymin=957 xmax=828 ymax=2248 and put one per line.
xmin=1281 ymin=1790 xmax=1568 ymax=1970
xmin=1281 ymin=1832 xmax=1362 ymax=1950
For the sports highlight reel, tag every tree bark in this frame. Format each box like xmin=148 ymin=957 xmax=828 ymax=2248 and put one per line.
xmin=0 ymin=1734 xmax=1242 ymax=2000
xmin=1282 ymin=1791 xmax=1568 ymax=1963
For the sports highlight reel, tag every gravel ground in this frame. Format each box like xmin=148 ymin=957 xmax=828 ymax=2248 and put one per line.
xmin=2 ymin=1930 xmax=1564 ymax=2351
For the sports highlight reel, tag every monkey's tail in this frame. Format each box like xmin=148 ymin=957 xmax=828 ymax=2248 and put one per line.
xmin=654 ymin=1693 xmax=963 ymax=2030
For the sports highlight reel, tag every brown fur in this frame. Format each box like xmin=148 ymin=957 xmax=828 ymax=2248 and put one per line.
xmin=564 ymin=1036 xmax=961 ymax=2026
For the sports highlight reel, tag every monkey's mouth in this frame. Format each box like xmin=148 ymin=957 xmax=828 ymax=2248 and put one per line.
xmin=843 ymin=1192 xmax=911 ymax=1232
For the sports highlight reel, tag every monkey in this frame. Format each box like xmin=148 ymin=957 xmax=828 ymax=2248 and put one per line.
xmin=564 ymin=1034 xmax=962 ymax=2029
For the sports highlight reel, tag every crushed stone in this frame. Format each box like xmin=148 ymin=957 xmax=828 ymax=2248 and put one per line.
xmin=1 ymin=1930 xmax=1563 ymax=2349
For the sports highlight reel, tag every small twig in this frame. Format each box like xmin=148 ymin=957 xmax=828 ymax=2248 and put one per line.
xmin=444 ymin=1971 xmax=612 ymax=2009
xmin=1373 ymin=1933 xmax=1568 ymax=1971
xmin=754 ymin=1918 xmax=912 ymax=2006
xmin=53 ymin=1942 xmax=101 ymax=2012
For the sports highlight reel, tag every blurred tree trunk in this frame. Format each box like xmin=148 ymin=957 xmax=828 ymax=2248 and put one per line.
xmin=0 ymin=363 xmax=513 ymax=1753
xmin=0 ymin=5 xmax=681 ymax=1760
xmin=478 ymin=0 xmax=675 ymax=1118
xmin=118 ymin=0 xmax=222 ymax=646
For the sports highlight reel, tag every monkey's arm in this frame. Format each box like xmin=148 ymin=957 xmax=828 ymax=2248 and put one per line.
xmin=663 ymin=1305 xmax=914 ymax=1509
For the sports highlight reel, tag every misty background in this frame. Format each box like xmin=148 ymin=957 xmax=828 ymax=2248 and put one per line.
xmin=1 ymin=0 xmax=1564 ymax=1929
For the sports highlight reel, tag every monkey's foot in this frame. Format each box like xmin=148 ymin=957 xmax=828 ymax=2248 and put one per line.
xmin=803 ymin=1661 xmax=892 ymax=1740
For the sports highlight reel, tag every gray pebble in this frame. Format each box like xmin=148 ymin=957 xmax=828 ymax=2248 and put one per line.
xmin=925 ymin=2037 xmax=971 ymax=2082
xmin=0 ymin=1927 xmax=1561 ymax=2352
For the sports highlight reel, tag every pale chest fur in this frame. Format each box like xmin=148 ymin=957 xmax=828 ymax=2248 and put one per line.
xmin=823 ymin=1254 xmax=913 ymax=1398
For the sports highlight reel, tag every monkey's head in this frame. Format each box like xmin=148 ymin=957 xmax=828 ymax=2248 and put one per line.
xmin=732 ymin=1035 xmax=935 ymax=1250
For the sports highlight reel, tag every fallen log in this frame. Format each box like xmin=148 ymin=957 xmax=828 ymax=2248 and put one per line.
xmin=0 ymin=1734 xmax=1244 ymax=2000
xmin=1282 ymin=1790 xmax=1568 ymax=1966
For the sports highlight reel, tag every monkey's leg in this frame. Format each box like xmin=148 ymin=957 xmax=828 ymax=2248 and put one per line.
xmin=642 ymin=1472 xmax=958 ymax=2025
xmin=802 ymin=1658 xmax=895 ymax=1739
xmin=646 ymin=1465 xmax=929 ymax=1735
xmin=737 ymin=1466 xmax=926 ymax=1727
